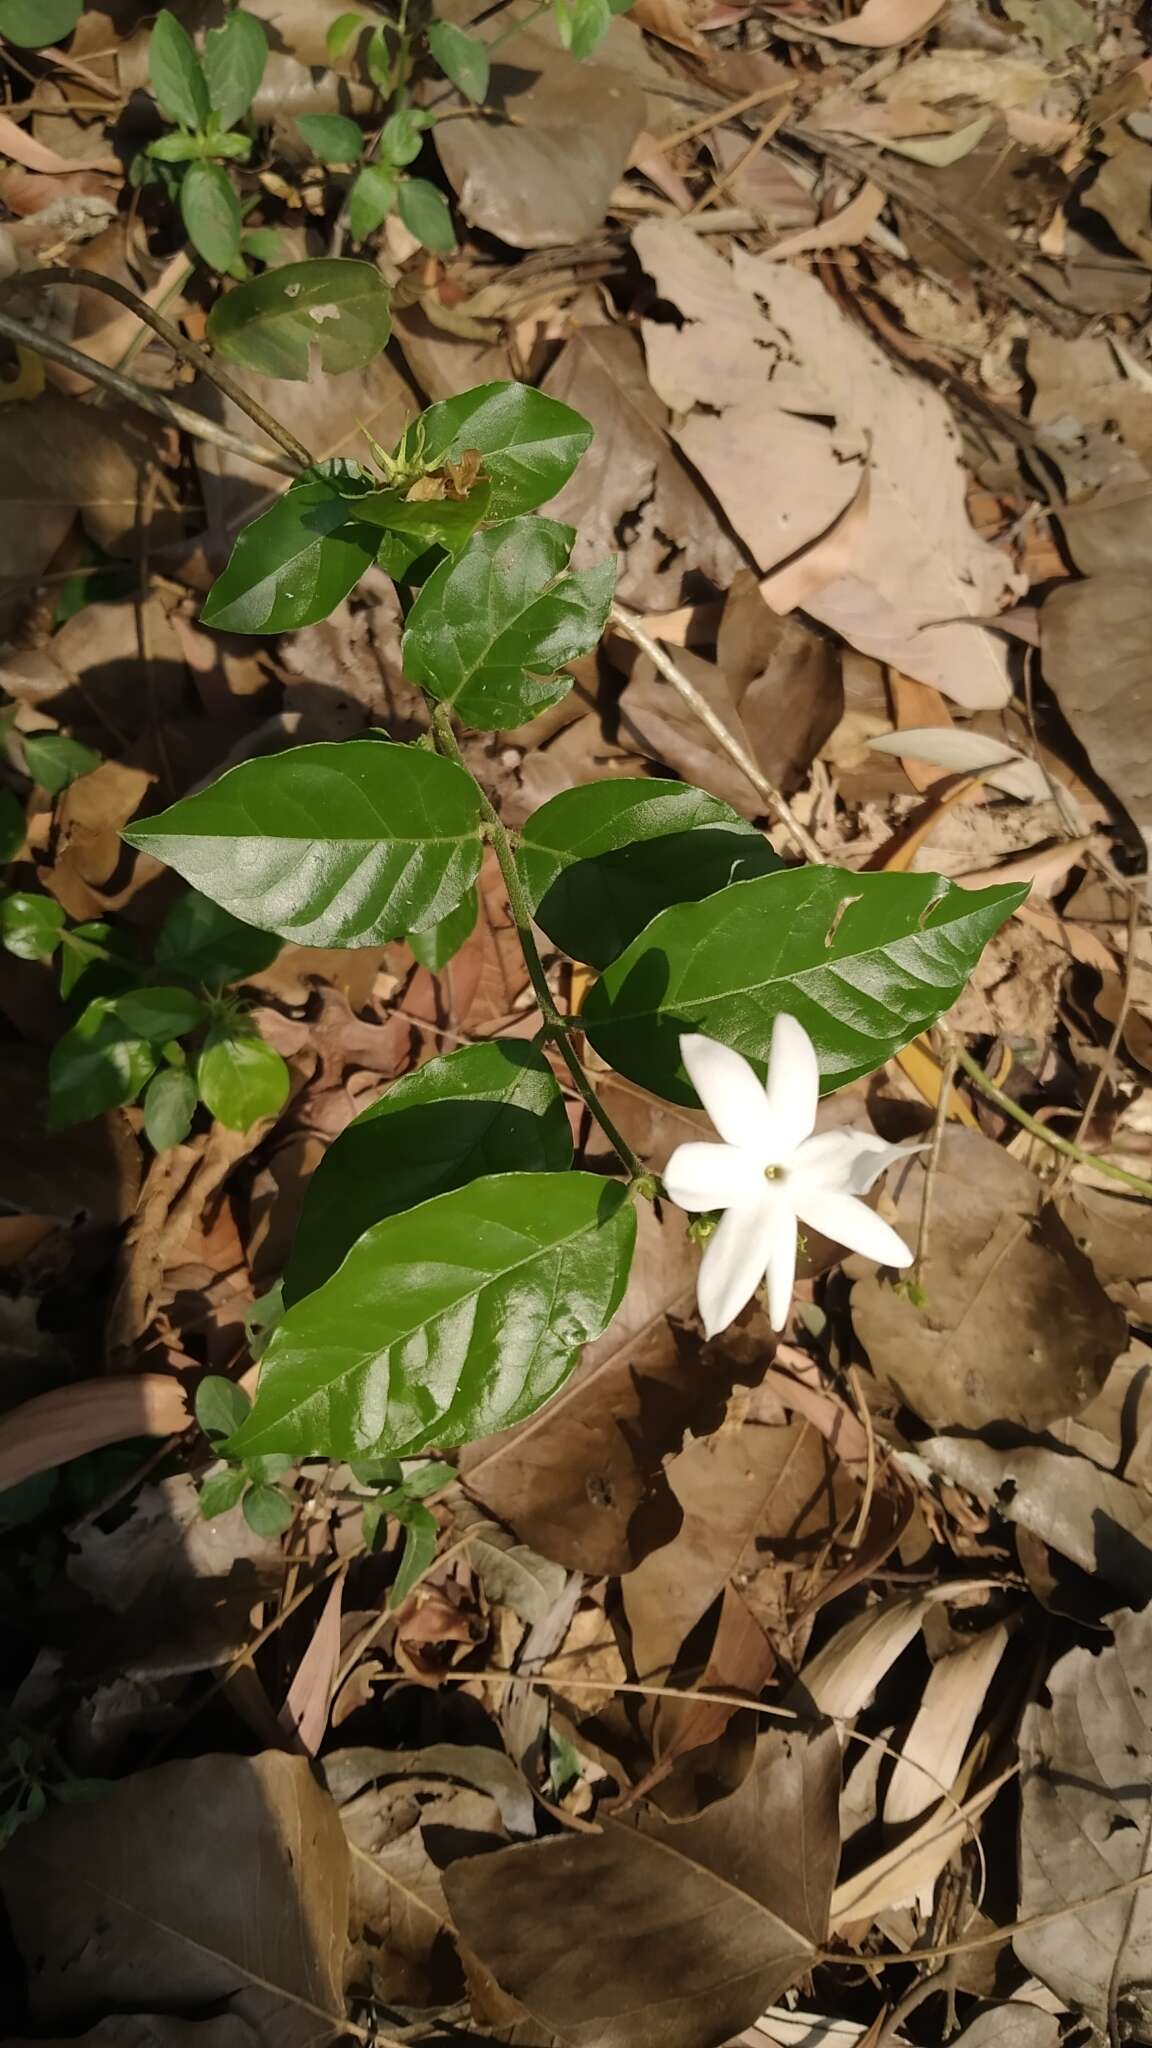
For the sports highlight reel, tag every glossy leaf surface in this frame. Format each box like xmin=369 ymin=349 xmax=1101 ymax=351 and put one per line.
xmin=197 ymin=1026 xmax=290 ymax=1130
xmin=391 ymin=381 xmax=592 ymax=519
xmin=155 ymin=890 xmax=282 ymax=988
xmin=201 ymin=479 xmax=379 ymax=633
xmin=47 ymin=998 xmax=155 ymax=1128
xmin=206 ymin=259 xmax=392 ymax=379
xmin=0 ymin=892 xmax=65 ymax=961
xmin=407 ymin=883 xmax=477 ymax=971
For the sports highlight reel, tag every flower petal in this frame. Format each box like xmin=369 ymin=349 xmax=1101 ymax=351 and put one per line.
xmin=792 ymin=1188 xmax=914 ymax=1269
xmin=763 ymin=1013 xmax=819 ymax=1160
xmin=764 ymin=1200 xmax=798 ymax=1331
xmin=791 ymin=1128 xmax=927 ymax=1198
xmin=696 ymin=1197 xmax=776 ymax=1338
xmin=680 ymin=1034 xmax=774 ymax=1154
xmin=663 ymin=1140 xmax=765 ymax=1213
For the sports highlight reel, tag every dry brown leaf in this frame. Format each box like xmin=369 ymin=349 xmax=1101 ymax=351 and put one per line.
xmin=782 ymin=0 xmax=944 ymax=45
xmin=278 ymin=1571 xmax=344 ymax=1756
xmin=883 ymin=1624 xmax=1008 ymax=1828
xmin=797 ymin=1591 xmax=935 ymax=1720
xmin=921 ymin=1435 xmax=1152 ymax=1600
xmin=952 ymin=2010 xmax=1062 ymax=2048
xmin=762 ymin=179 xmax=887 ymax=260
xmin=1084 ymin=140 xmax=1152 ymax=267
xmin=1041 ymin=574 xmax=1152 ymax=876
xmin=7 ymin=2022 xmax=261 ymax=2047
xmin=0 ymin=392 xmax=151 ymax=592
xmin=0 ymin=1374 xmax=189 ymax=1492
xmin=831 ymin=1760 xmax=1011 ymax=1928
xmin=639 ymin=1586 xmax=776 ymax=1789
xmin=1055 ymin=482 xmax=1152 ymax=577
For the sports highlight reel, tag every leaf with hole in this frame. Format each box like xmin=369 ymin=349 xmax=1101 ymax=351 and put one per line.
xmin=47 ymin=998 xmax=156 ymax=1128
xmin=398 ymin=178 xmax=455 ymax=253
xmin=285 ymin=1037 xmax=572 ymax=1303
xmin=391 ymin=380 xmax=591 ymax=518
xmin=155 ymin=890 xmax=282 ymax=988
xmin=201 ymin=478 xmax=380 ymax=633
xmin=583 ymin=867 xmax=1028 ymax=1102
xmin=203 ymin=7 xmax=267 ymax=130
xmin=407 ymin=882 xmax=477 ymax=971
xmin=0 ymin=0 xmax=81 ymax=45
xmin=229 ymin=1172 xmax=635 ymax=1461
xmin=181 ymin=161 xmax=242 ymax=272
xmin=149 ymin=9 xmax=210 ymax=129
xmin=206 ymin=258 xmax=392 ymax=379
xmin=143 ymin=1065 xmax=198 ymax=1150
xmin=124 ymin=740 xmax=485 ymax=950
xmin=296 ymin=113 xmax=364 ymax=164
xmin=519 ymin=779 xmax=784 ymax=970
xmin=197 ymin=1026 xmax=290 ymax=1130
xmin=402 ymin=517 xmax=614 ymax=729
xmin=427 ymin=20 xmax=490 ymax=100
xmin=0 ymin=892 xmax=65 ymax=961
xmin=22 ymin=732 xmax=100 ymax=794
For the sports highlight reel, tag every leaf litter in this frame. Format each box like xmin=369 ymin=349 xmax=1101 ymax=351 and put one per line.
xmin=2 ymin=1 xmax=1152 ymax=2044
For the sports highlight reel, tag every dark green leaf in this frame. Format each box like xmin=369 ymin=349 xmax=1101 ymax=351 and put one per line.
xmin=380 ymin=108 xmax=435 ymax=167
xmin=357 ymin=482 xmax=490 ymax=559
xmin=0 ymin=788 xmax=25 ymax=864
xmin=296 ymin=112 xmax=363 ymax=164
xmin=199 ymin=1468 xmax=247 ymax=1518
xmin=397 ymin=178 xmax=455 ymax=254
xmin=201 ymin=479 xmax=379 ymax=633
xmin=21 ymin=732 xmax=100 ymax=794
xmin=553 ymin=0 xmax=612 ymax=58
xmin=124 ymin=740 xmax=485 ymax=950
xmin=407 ymin=883 xmax=476 ymax=970
xmin=197 ymin=1026 xmax=291 ymax=1130
xmin=0 ymin=892 xmax=65 ymax=961
xmin=426 ymin=19 xmax=489 ymax=101
xmin=47 ymin=999 xmax=155 ymax=1128
xmin=206 ymin=258 xmax=392 ymax=379
xmin=58 ymin=920 xmax=134 ymax=1003
xmin=149 ymin=9 xmax=210 ymax=130
xmin=402 ymin=517 xmax=614 ymax=729
xmin=143 ymin=1065 xmax=198 ymax=1150
xmin=390 ymin=1500 xmax=438 ymax=1604
xmin=228 ymin=1171 xmax=636 ymax=1461
xmin=346 ymin=163 xmax=398 ymax=243
xmin=245 ymin=1283 xmax=284 ymax=1361
xmin=389 ymin=381 xmax=593 ymax=520
xmin=286 ymin=1037 xmax=572 ymax=1302
xmin=181 ymin=161 xmax=243 ymax=272
xmin=583 ymin=867 xmax=1030 ymax=1102
xmin=520 ymin=779 xmax=784 ymax=970
xmin=155 ymin=890 xmax=282 ymax=988
xmin=349 ymin=1455 xmax=404 ymax=1489
xmin=196 ymin=1374 xmax=253 ymax=1439
xmin=242 ymin=1482 xmax=294 ymax=1535
xmin=109 ymin=986 xmax=206 ymax=1041
xmin=0 ymin=0 xmax=80 ymax=45
xmin=203 ymin=8 xmax=267 ymax=130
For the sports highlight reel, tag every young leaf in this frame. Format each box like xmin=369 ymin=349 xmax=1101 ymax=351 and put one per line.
xmin=241 ymin=226 xmax=281 ymax=264
xmin=47 ymin=999 xmax=156 ymax=1128
xmin=21 ymin=732 xmax=100 ymax=794
xmin=0 ymin=892 xmax=65 ymax=961
xmin=426 ymin=19 xmax=489 ymax=101
xmin=125 ymin=740 xmax=485 ymax=950
xmin=389 ymin=1501 xmax=439 ymax=1605
xmin=206 ymin=258 xmax=392 ymax=379
xmin=326 ymin=9 xmax=363 ymax=58
xmin=296 ymin=113 xmax=363 ymax=164
xmin=285 ymin=1038 xmax=572 ymax=1303
xmin=149 ymin=10 xmax=211 ymax=131
xmin=143 ymin=1065 xmax=198 ymax=1150
xmin=553 ymin=0 xmax=613 ymax=58
xmin=347 ymin=163 xmax=398 ymax=243
xmin=397 ymin=178 xmax=456 ymax=254
xmin=203 ymin=8 xmax=267 ymax=130
xmin=357 ymin=483 xmax=490 ymax=558
xmin=199 ymin=1468 xmax=247 ymax=1519
xmin=402 ymin=517 xmax=614 ymax=729
xmin=196 ymin=1374 xmax=253 ymax=1440
xmin=201 ymin=479 xmax=381 ymax=633
xmin=226 ymin=1171 xmax=636 ymax=1461
xmin=155 ymin=890 xmax=281 ymax=988
xmin=197 ymin=1026 xmax=291 ymax=1130
xmin=181 ymin=160 xmax=243 ymax=272
xmin=407 ymin=882 xmax=477 ymax=971
xmin=242 ymin=1482 xmax=294 ymax=1535
xmin=0 ymin=0 xmax=81 ymax=46
xmin=0 ymin=787 xmax=25 ymax=864
xmin=583 ymin=868 xmax=1030 ymax=1102
xmin=379 ymin=108 xmax=434 ymax=168
xmin=519 ymin=779 xmax=784 ymax=970
xmin=389 ymin=382 xmax=594 ymax=519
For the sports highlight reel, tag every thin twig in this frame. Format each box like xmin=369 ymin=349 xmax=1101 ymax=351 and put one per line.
xmin=654 ymin=82 xmax=794 ymax=154
xmin=914 ymin=1044 xmax=956 ymax=1284
xmin=0 ymin=307 xmax=301 ymax=476
xmin=609 ymin=602 xmax=825 ymax=864
xmin=949 ymin=1036 xmax=1152 ymax=1199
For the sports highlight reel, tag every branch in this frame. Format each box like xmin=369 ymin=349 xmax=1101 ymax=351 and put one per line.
xmin=949 ymin=1036 xmax=1152 ymax=1200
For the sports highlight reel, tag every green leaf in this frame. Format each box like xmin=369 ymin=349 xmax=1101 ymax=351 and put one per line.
xmin=582 ymin=867 xmax=1030 ymax=1102
xmin=0 ymin=0 xmax=80 ymax=46
xmin=379 ymin=109 xmax=435 ymax=168
xmin=244 ymin=1452 xmax=295 ymax=1482
xmin=240 ymin=226 xmax=282 ymax=264
xmin=0 ymin=892 xmax=65 ymax=961
xmin=347 ymin=163 xmax=398 ymax=243
xmin=227 ymin=1171 xmax=635 ymax=1461
xmin=397 ymin=178 xmax=455 ymax=254
xmin=124 ymin=739 xmax=485 ymax=950
xmin=197 ymin=1374 xmax=253 ymax=1439
xmin=181 ymin=161 xmax=243 ymax=272
xmin=426 ymin=19 xmax=489 ymax=101
xmin=285 ymin=1038 xmax=572 ymax=1302
xmin=296 ymin=113 xmax=363 ymax=164
xmin=0 ymin=787 xmax=25 ymax=863
xmin=407 ymin=883 xmax=476 ymax=971
xmin=58 ymin=919 xmax=133 ymax=1002
xmin=21 ymin=732 xmax=100 ymax=794
xmin=155 ymin=890 xmax=281 ymax=988
xmin=206 ymin=258 xmax=392 ymax=379
xmin=357 ymin=482 xmax=490 ymax=558
xmin=149 ymin=131 xmax=214 ymax=164
xmin=203 ymin=8 xmax=267 ymax=130
xmin=519 ymin=779 xmax=784 ymax=970
xmin=149 ymin=10 xmax=210 ymax=130
xmin=47 ymin=998 xmax=156 ymax=1128
xmin=197 ymin=1026 xmax=291 ymax=1130
xmin=349 ymin=1454 xmax=403 ymax=1489
xmin=326 ymin=10 xmax=363 ymax=59
xmin=242 ymin=1482 xmax=294 ymax=1535
xmin=108 ymin=986 xmax=206 ymax=1041
xmin=390 ymin=1501 xmax=438 ymax=1604
xmin=553 ymin=0 xmax=612 ymax=58
xmin=143 ymin=1065 xmax=198 ymax=1150
xmin=402 ymin=517 xmax=614 ymax=729
xmin=201 ymin=478 xmax=380 ymax=633
xmin=199 ymin=1468 xmax=247 ymax=1518
xmin=390 ymin=382 xmax=594 ymax=521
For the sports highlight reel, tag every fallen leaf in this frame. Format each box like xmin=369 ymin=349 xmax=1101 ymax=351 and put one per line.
xmin=1002 ymin=0 xmax=1093 ymax=54
xmin=0 ymin=1374 xmax=189 ymax=1492
xmin=783 ymin=0 xmax=944 ymax=47
xmin=1041 ymin=574 xmax=1152 ymax=875
xmin=762 ymin=179 xmax=886 ymax=260
xmin=463 ymin=1518 xmax=568 ymax=1625
xmin=279 ymin=1571 xmax=344 ymax=1755
xmin=951 ymin=2010 xmax=1062 ymax=2048
xmin=920 ymin=1436 xmax=1152 ymax=1599
xmin=0 ymin=111 xmax=119 ymax=174
xmin=883 ymin=1625 xmax=1008 ymax=1828
xmin=868 ymin=725 xmax=1051 ymax=802
xmin=0 ymin=392 xmax=151 ymax=593
xmin=1084 ymin=140 xmax=1152 ymax=268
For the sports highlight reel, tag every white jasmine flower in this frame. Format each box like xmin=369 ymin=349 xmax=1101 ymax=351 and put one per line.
xmin=663 ymin=1016 xmax=918 ymax=1338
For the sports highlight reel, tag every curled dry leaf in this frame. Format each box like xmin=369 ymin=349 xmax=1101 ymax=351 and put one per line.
xmin=0 ymin=1373 xmax=189 ymax=1492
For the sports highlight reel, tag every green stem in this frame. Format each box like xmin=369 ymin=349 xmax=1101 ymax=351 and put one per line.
xmin=427 ymin=702 xmax=648 ymax=1184
xmin=950 ymin=1038 xmax=1152 ymax=1200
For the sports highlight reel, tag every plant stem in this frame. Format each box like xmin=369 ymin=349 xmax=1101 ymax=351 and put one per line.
xmin=427 ymin=702 xmax=648 ymax=1183
xmin=949 ymin=1037 xmax=1152 ymax=1200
